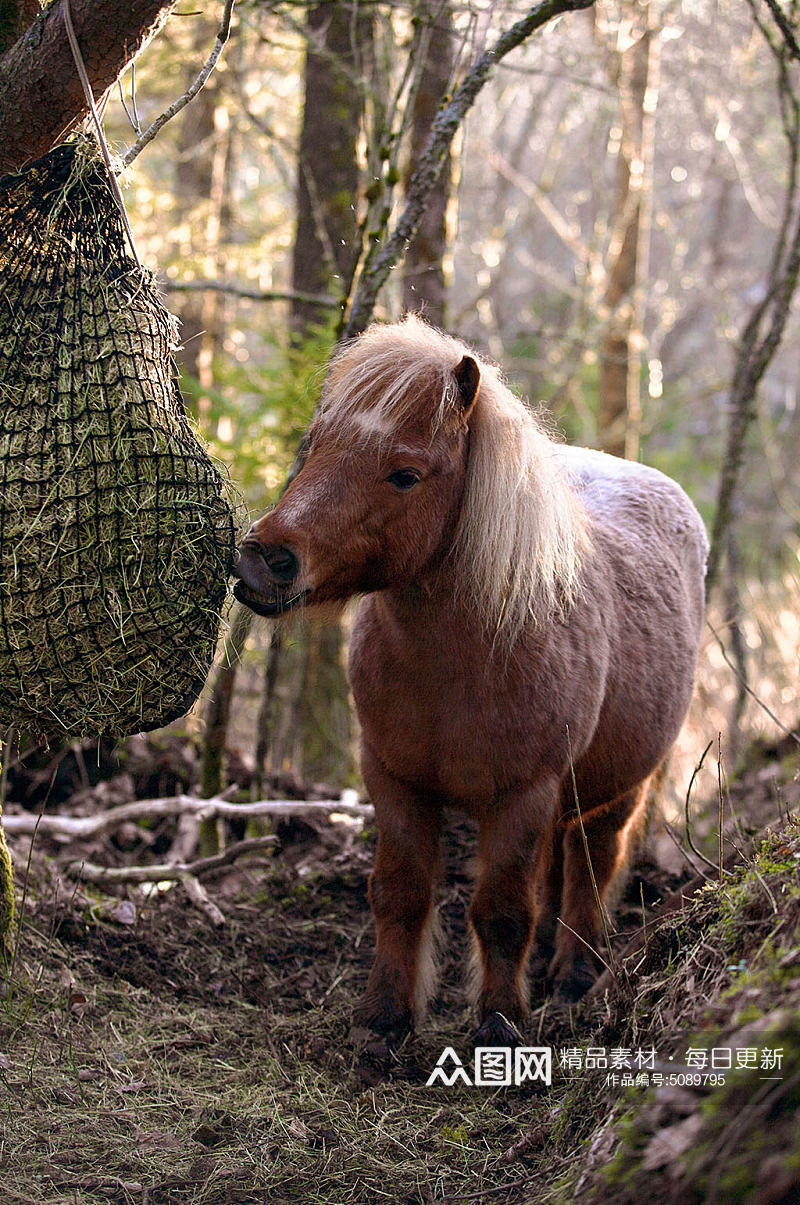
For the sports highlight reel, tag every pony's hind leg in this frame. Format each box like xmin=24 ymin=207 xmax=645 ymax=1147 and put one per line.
xmin=530 ymin=816 xmax=565 ymax=991
xmin=469 ymin=784 xmax=555 ymax=1045
xmin=355 ymin=748 xmax=442 ymax=1042
xmin=551 ymin=780 xmax=650 ymax=1001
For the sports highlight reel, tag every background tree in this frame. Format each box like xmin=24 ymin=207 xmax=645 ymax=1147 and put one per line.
xmin=3 ymin=0 xmax=799 ymax=826
xmin=266 ymin=0 xmax=370 ymax=788
xmin=401 ymin=0 xmax=456 ymax=323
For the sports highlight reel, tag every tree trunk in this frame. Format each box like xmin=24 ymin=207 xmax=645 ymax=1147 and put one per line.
xmin=261 ymin=1 xmax=368 ymax=790
xmin=253 ymin=627 xmax=283 ymax=796
xmin=402 ymin=1 xmax=455 ymax=326
xmin=171 ymin=23 xmax=234 ymax=421
xmin=291 ymin=1 xmax=364 ymax=334
xmin=0 ymin=0 xmax=176 ymax=175
xmin=597 ymin=2 xmax=659 ymax=459
xmin=0 ymin=0 xmax=41 ymax=54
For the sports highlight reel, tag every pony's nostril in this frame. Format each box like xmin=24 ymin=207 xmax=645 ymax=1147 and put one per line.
xmin=261 ymin=545 xmax=299 ymax=584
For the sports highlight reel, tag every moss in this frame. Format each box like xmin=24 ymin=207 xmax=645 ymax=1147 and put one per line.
xmin=439 ymin=1123 xmax=469 ymax=1146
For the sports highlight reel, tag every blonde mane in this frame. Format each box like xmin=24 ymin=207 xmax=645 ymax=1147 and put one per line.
xmin=321 ymin=316 xmax=590 ymax=643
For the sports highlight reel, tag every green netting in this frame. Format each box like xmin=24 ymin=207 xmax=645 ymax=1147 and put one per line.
xmin=0 ymin=140 xmax=236 ymax=742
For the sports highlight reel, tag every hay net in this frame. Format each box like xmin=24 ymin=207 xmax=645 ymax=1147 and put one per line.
xmin=0 ymin=139 xmax=236 ymax=743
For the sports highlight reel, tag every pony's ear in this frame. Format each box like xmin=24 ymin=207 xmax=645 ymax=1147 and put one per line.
xmin=454 ymin=355 xmax=480 ymax=419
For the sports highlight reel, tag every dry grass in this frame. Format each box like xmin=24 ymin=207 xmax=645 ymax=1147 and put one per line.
xmin=2 ymin=740 xmax=800 ymax=1203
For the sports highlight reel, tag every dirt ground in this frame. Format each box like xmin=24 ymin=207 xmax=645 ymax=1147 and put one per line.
xmin=2 ymin=734 xmax=800 ymax=1204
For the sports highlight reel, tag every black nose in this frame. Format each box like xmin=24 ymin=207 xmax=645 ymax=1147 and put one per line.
xmin=261 ymin=544 xmax=299 ymax=583
xmin=235 ymin=541 xmax=299 ymax=589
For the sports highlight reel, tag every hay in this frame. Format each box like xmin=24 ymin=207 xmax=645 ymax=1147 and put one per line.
xmin=0 ymin=140 xmax=236 ymax=742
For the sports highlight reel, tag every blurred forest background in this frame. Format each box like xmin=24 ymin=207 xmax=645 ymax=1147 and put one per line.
xmin=8 ymin=0 xmax=800 ymax=833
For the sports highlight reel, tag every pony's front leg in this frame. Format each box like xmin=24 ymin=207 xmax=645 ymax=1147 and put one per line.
xmin=470 ymin=782 xmax=555 ymax=1046
xmin=355 ymin=747 xmax=442 ymax=1042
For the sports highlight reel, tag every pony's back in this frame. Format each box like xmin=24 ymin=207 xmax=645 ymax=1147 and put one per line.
xmin=563 ymin=445 xmax=709 ymax=575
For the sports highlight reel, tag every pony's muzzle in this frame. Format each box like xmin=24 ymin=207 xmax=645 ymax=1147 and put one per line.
xmin=233 ymin=540 xmax=306 ymax=616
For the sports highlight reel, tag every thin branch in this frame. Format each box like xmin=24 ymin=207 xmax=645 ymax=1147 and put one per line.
xmin=707 ymin=0 xmax=800 ymax=592
xmin=707 ymin=619 xmax=800 ymax=746
xmin=343 ymin=0 xmax=595 ymax=337
xmin=2 ymin=793 xmax=373 ymax=839
xmin=66 ymin=836 xmax=277 ymax=883
xmin=765 ymin=0 xmax=800 ymax=60
xmin=122 ymin=0 xmax=235 ymax=167
xmin=683 ymin=739 xmax=720 ymax=873
xmin=179 ymin=874 xmax=226 ymax=925
xmin=65 ymin=837 xmax=280 ymax=926
xmin=163 ymin=278 xmax=340 ymax=308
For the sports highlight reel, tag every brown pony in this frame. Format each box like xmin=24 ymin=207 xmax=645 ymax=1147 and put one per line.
xmin=234 ymin=316 xmax=708 ymax=1046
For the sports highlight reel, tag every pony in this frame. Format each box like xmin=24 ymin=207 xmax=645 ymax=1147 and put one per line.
xmin=234 ymin=316 xmax=708 ymax=1047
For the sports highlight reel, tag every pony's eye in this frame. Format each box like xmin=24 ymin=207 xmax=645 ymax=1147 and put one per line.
xmin=386 ymin=468 xmax=421 ymax=491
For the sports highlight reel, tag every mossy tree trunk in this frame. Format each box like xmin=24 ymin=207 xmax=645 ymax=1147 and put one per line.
xmin=0 ymin=0 xmax=176 ymax=176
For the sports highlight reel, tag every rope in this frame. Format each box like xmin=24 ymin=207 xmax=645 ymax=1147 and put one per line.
xmin=60 ymin=0 xmax=142 ymax=269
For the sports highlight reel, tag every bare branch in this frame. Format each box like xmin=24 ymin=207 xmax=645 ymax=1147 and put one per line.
xmin=2 ymin=793 xmax=373 ymax=839
xmin=122 ymin=0 xmax=236 ymax=167
xmin=343 ymin=0 xmax=595 ymax=338
xmin=0 ymin=0 xmax=176 ymax=175
xmin=63 ymin=837 xmax=282 ymax=926
xmin=163 ymin=278 xmax=341 ymax=309
xmin=66 ymin=836 xmax=277 ymax=884
xmin=765 ymin=0 xmax=800 ymax=60
xmin=706 ymin=0 xmax=800 ymax=593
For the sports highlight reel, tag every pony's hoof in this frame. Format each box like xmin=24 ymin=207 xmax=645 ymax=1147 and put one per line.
xmin=474 ymin=1011 xmax=523 ymax=1048
xmin=552 ymin=955 xmax=597 ymax=1003
xmin=352 ymin=999 xmax=413 ymax=1047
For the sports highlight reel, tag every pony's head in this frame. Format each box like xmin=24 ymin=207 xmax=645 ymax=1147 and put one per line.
xmin=234 ymin=316 xmax=588 ymax=641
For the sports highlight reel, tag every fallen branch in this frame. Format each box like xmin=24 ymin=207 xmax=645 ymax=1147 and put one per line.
xmin=2 ymin=792 xmax=373 ymax=839
xmin=65 ymin=836 xmax=280 ymax=925
xmin=67 ymin=835 xmax=277 ymax=882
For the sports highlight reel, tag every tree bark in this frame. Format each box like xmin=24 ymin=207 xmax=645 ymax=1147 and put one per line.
xmin=273 ymin=0 xmax=367 ymax=788
xmin=0 ymin=0 xmax=42 ymax=54
xmin=402 ymin=1 xmax=455 ymax=326
xmin=291 ymin=1 xmax=365 ymax=334
xmin=0 ymin=0 xmax=176 ymax=175
xmin=597 ymin=2 xmax=659 ymax=459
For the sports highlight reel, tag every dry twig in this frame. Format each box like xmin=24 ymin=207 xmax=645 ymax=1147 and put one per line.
xmin=2 ymin=792 xmax=372 ymax=839
xmin=122 ymin=0 xmax=235 ymax=167
xmin=65 ymin=836 xmax=279 ymax=925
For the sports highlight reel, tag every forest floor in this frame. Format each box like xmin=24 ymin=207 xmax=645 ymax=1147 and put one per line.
xmin=2 ymin=733 xmax=800 ymax=1204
